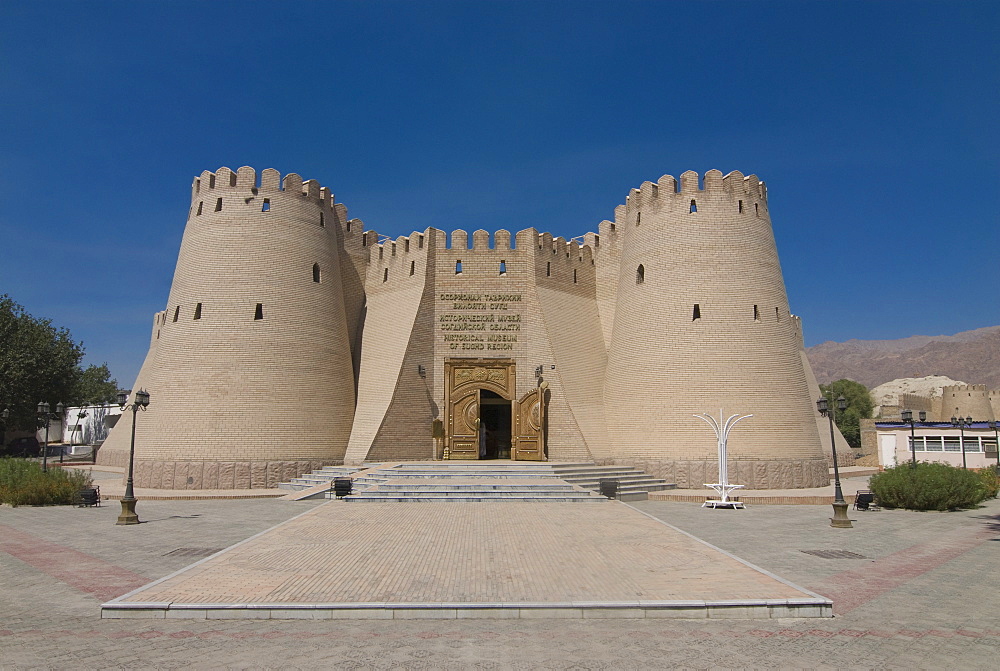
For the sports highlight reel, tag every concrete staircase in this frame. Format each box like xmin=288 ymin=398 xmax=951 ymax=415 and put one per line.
xmin=550 ymin=464 xmax=676 ymax=501
xmin=278 ymin=465 xmax=366 ymax=491
xmin=278 ymin=461 xmax=675 ymax=502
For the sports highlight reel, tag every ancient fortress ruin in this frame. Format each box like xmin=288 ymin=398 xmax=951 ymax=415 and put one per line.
xmin=98 ymin=166 xmax=838 ymax=490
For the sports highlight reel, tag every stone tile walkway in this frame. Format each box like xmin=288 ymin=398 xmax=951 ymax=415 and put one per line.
xmin=2 ymin=496 xmax=999 ymax=668
xmin=106 ymin=501 xmax=823 ymax=619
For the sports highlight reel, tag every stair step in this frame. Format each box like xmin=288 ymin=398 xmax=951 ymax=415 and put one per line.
xmin=278 ymin=461 xmax=675 ymax=501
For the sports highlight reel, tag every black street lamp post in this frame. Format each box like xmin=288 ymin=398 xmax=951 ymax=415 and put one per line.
xmin=951 ymin=415 xmax=973 ymax=470
xmin=901 ymin=409 xmax=927 ymax=468
xmin=817 ymin=395 xmax=852 ymax=528
xmin=116 ymin=389 xmax=150 ymax=526
xmin=990 ymin=421 xmax=1000 ymax=470
xmin=36 ymin=401 xmax=64 ymax=473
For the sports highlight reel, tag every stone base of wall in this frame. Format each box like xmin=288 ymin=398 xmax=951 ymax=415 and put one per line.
xmin=96 ymin=448 xmax=336 ymax=489
xmin=596 ymin=457 xmax=830 ymax=490
xmin=825 ymin=448 xmax=863 ymax=468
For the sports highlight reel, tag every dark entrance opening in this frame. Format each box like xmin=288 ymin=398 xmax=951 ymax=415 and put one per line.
xmin=479 ymin=390 xmax=512 ymax=459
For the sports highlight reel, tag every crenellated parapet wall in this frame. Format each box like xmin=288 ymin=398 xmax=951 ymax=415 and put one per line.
xmin=621 ymin=169 xmax=768 ymax=223
xmin=941 ymin=384 xmax=996 ymax=421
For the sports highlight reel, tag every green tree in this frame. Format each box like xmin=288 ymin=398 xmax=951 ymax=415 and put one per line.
xmin=74 ymin=363 xmax=119 ymax=404
xmin=819 ymin=378 xmax=874 ymax=448
xmin=0 ymin=295 xmax=118 ymax=433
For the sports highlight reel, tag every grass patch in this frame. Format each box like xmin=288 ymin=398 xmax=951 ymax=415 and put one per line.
xmin=0 ymin=458 xmax=94 ymax=506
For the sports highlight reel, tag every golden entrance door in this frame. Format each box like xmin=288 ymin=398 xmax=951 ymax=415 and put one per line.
xmin=512 ymin=383 xmax=547 ymax=461
xmin=444 ymin=359 xmax=544 ymax=460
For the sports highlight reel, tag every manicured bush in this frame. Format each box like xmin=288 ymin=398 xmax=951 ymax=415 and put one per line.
xmin=0 ymin=458 xmax=93 ymax=506
xmin=977 ymin=464 xmax=1000 ymax=500
xmin=868 ymin=462 xmax=989 ymax=511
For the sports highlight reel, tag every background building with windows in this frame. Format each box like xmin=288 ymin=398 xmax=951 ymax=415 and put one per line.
xmin=875 ymin=421 xmax=1000 ymax=469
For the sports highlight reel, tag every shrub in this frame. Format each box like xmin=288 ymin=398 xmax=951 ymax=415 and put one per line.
xmin=0 ymin=458 xmax=93 ymax=506
xmin=869 ymin=462 xmax=989 ymax=511
xmin=977 ymin=464 xmax=1000 ymax=499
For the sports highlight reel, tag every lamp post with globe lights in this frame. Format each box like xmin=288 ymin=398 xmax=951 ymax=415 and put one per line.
xmin=817 ymin=395 xmax=852 ymax=528
xmin=36 ymin=401 xmax=64 ymax=472
xmin=116 ymin=389 xmax=150 ymax=526
xmin=901 ymin=409 xmax=926 ymax=468
xmin=951 ymin=415 xmax=973 ymax=470
xmin=989 ymin=421 xmax=1000 ymax=471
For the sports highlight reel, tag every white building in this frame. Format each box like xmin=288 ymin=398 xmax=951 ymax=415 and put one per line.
xmin=875 ymin=421 xmax=999 ymax=469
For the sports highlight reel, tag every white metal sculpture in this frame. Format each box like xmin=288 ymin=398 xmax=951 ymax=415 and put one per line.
xmin=695 ymin=409 xmax=753 ymax=509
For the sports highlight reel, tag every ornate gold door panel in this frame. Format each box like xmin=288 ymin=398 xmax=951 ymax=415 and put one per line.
xmin=448 ymin=389 xmax=480 ymax=459
xmin=513 ymin=382 xmax=547 ymax=461
xmin=444 ymin=359 xmax=515 ymax=460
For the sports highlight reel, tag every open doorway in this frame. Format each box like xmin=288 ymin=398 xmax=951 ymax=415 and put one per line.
xmin=479 ymin=390 xmax=512 ymax=459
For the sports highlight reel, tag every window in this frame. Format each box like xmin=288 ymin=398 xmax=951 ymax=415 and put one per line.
xmin=690 ymin=199 xmax=697 ymax=213
xmin=693 ymin=304 xmax=701 ymax=320
xmin=313 ymin=263 xmax=321 ymax=283
xmin=754 ymin=203 xmax=759 ymax=216
xmin=172 ymin=306 xmax=179 ymax=322
xmin=738 ymin=200 xmax=743 ymax=214
xmin=194 ymin=303 xmax=202 ymax=320
xmin=196 ymin=202 xmax=203 ymax=216
xmin=775 ymin=307 xmax=780 ymax=321
xmin=754 ymin=305 xmax=760 ymax=322
xmin=573 ymin=269 xmax=577 ymax=284
xmin=546 ymin=261 xmax=550 ymax=277
xmin=456 ymin=260 xmax=462 ymax=274
xmin=254 ymin=303 xmax=263 ymax=320
xmin=636 ymin=264 xmax=644 ymax=284
xmin=319 ymin=212 xmax=325 ymax=227
xmin=499 ymin=260 xmax=507 ymax=275
xmin=916 ymin=436 xmax=986 ymax=453
xmin=405 ymin=239 xmax=410 ymax=252
xmin=215 ymin=198 xmax=222 ymax=212
xmin=346 ymin=220 xmax=352 ymax=232
xmin=636 ymin=212 xmax=641 ymax=226
xmin=410 ymin=260 xmax=415 ymax=276
xmin=383 ymin=268 xmax=388 ymax=282
xmin=261 ymin=198 xmax=271 ymax=212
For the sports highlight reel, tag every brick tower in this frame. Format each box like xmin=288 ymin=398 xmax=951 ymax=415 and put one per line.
xmin=98 ymin=167 xmax=358 ymax=488
xmin=601 ymin=170 xmax=828 ymax=488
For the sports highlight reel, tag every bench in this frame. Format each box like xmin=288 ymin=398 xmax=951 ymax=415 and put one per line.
xmin=77 ymin=486 xmax=101 ymax=507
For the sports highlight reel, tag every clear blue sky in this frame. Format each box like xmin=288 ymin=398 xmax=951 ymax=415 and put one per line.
xmin=1 ymin=0 xmax=997 ymax=388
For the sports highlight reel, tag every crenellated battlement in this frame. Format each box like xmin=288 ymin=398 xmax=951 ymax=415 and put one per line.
xmin=189 ymin=166 xmax=357 ymax=226
xmin=943 ymin=384 xmax=989 ymax=394
xmin=620 ymin=169 xmax=769 ymax=222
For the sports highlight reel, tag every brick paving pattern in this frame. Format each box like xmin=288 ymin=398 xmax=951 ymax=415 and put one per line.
xmin=1 ymin=495 xmax=998 ymax=668
xmin=112 ymin=501 xmax=808 ymax=607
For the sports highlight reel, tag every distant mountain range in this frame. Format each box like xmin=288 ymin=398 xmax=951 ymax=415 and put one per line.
xmin=805 ymin=326 xmax=1000 ymax=390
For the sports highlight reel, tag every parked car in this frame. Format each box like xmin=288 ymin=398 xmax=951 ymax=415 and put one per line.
xmin=3 ymin=436 xmax=41 ymax=458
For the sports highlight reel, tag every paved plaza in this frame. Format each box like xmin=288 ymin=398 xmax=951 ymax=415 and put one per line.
xmin=103 ymin=501 xmax=823 ymax=620
xmin=1 ymin=482 xmax=999 ymax=668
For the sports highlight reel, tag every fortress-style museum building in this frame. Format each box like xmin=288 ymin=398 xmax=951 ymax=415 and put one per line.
xmin=98 ymin=166 xmax=839 ymax=490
